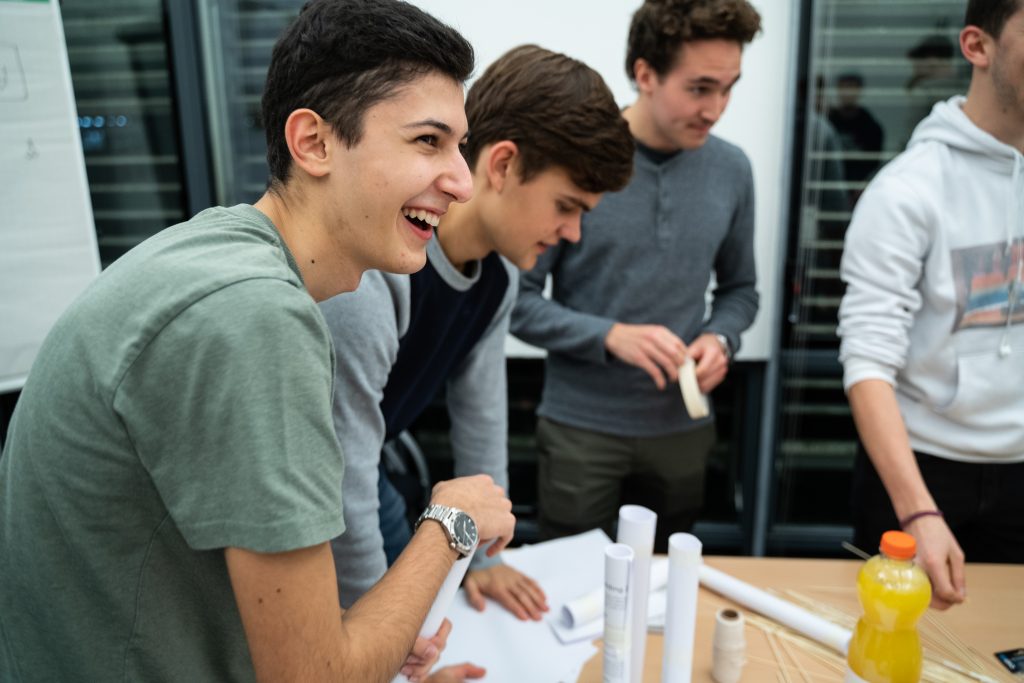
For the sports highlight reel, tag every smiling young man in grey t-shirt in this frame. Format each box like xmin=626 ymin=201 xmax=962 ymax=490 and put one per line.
xmin=0 ymin=3 xmax=514 ymax=682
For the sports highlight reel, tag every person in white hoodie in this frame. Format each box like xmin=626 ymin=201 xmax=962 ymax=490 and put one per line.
xmin=838 ymin=0 xmax=1024 ymax=611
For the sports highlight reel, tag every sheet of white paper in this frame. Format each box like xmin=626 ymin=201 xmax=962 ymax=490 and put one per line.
xmin=435 ymin=530 xmax=611 ymax=682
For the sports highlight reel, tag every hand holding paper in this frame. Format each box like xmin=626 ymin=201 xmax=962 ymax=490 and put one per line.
xmin=400 ymin=619 xmax=452 ymax=682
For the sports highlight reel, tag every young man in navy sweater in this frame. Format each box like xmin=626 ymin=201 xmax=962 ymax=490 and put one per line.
xmin=320 ymin=45 xmax=633 ymax=628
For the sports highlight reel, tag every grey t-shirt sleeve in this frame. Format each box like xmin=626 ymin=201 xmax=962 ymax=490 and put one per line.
xmin=319 ymin=271 xmax=404 ymax=607
xmin=114 ymin=278 xmax=345 ymax=553
xmin=510 ymin=245 xmax=616 ymax=364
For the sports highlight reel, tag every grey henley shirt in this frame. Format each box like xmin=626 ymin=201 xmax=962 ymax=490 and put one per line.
xmin=511 ymin=136 xmax=759 ymax=437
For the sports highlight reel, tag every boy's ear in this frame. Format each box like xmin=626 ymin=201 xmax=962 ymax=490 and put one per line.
xmin=484 ymin=140 xmax=519 ymax=192
xmin=959 ymin=25 xmax=993 ymax=69
xmin=284 ymin=108 xmax=333 ymax=178
xmin=633 ymin=58 xmax=657 ymax=95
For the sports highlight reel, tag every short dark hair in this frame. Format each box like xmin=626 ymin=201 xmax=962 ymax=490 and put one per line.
xmin=906 ymin=34 xmax=955 ymax=60
xmin=464 ymin=45 xmax=634 ymax=194
xmin=626 ymin=0 xmax=762 ymax=81
xmin=261 ymin=0 xmax=474 ymax=187
xmin=965 ymin=0 xmax=1022 ymax=38
xmin=837 ymin=73 xmax=865 ymax=88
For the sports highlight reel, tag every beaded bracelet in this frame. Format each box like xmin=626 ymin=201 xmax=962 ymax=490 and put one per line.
xmin=899 ymin=509 xmax=943 ymax=529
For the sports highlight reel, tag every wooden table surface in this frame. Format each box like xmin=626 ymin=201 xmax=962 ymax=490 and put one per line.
xmin=576 ymin=556 xmax=1024 ymax=682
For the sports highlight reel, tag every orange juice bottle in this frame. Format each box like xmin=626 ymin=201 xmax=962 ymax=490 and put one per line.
xmin=845 ymin=531 xmax=932 ymax=683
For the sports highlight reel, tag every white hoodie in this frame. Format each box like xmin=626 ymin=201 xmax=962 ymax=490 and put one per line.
xmin=838 ymin=96 xmax=1024 ymax=463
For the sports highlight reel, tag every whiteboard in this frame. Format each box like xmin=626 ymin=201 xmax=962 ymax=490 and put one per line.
xmin=0 ymin=0 xmax=100 ymax=392
xmin=411 ymin=0 xmax=797 ymax=361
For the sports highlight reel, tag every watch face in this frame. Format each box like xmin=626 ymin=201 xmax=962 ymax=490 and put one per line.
xmin=453 ymin=512 xmax=478 ymax=549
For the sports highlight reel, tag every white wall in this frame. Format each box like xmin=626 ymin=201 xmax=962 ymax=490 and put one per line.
xmin=412 ymin=0 xmax=797 ymax=361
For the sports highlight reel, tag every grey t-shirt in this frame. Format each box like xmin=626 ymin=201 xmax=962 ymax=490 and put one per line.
xmin=0 ymin=205 xmax=345 ymax=682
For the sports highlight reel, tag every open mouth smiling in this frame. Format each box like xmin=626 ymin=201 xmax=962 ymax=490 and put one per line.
xmin=402 ymin=208 xmax=440 ymax=232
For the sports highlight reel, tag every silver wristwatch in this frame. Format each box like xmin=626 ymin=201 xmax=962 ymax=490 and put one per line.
xmin=415 ymin=503 xmax=479 ymax=558
xmin=713 ymin=333 xmax=733 ymax=362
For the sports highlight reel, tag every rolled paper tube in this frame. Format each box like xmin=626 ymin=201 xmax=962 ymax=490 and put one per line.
xmin=617 ymin=505 xmax=657 ymax=683
xmin=392 ymin=546 xmax=478 ymax=683
xmin=662 ymin=533 xmax=703 ymax=683
xmin=711 ymin=608 xmax=746 ymax=683
xmin=561 ymin=557 xmax=670 ymax=629
xmin=562 ymin=586 xmax=604 ymax=628
xmin=420 ymin=546 xmax=477 ymax=637
xmin=698 ymin=563 xmax=852 ymax=655
xmin=604 ymin=543 xmax=635 ymax=683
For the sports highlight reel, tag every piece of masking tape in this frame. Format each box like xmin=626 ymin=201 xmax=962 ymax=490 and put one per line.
xmin=679 ymin=357 xmax=709 ymax=419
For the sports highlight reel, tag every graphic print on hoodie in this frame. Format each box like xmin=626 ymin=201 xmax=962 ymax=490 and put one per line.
xmin=951 ymin=239 xmax=1024 ymax=330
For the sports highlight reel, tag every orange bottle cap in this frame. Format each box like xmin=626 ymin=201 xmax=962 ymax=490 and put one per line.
xmin=880 ymin=530 xmax=916 ymax=560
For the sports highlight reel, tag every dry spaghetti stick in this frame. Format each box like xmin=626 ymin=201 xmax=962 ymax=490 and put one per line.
xmin=782 ymin=590 xmax=857 ymax=629
xmin=936 ymin=658 xmax=1001 ymax=683
xmin=923 ymin=614 xmax=972 ymax=662
xmin=766 ymin=629 xmax=794 ymax=683
xmin=778 ymin=631 xmax=814 ymax=683
xmin=776 ymin=630 xmax=846 ymax=674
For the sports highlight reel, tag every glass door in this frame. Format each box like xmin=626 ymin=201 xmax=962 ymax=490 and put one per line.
xmin=62 ymin=0 xmax=190 ymax=265
xmin=196 ymin=0 xmax=299 ymax=206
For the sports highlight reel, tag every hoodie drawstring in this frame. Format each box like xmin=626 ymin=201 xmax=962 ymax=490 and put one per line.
xmin=1000 ymin=153 xmax=1024 ymax=358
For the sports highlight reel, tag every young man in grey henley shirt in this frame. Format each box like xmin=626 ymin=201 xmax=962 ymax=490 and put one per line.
xmin=511 ymin=0 xmax=762 ymax=551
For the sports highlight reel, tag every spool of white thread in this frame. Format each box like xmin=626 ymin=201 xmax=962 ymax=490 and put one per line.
xmin=711 ymin=607 xmax=746 ymax=683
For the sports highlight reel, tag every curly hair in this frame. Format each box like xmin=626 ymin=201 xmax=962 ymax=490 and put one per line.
xmin=625 ymin=0 xmax=762 ymax=81
xmin=464 ymin=45 xmax=634 ymax=194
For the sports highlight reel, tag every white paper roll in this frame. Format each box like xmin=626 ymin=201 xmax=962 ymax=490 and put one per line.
xmin=561 ymin=586 xmax=604 ymax=628
xmin=392 ymin=547 xmax=478 ymax=683
xmin=604 ymin=543 xmax=635 ymax=683
xmin=560 ymin=556 xmax=670 ymax=630
xmin=662 ymin=533 xmax=703 ymax=683
xmin=421 ymin=547 xmax=477 ymax=637
xmin=617 ymin=505 xmax=657 ymax=683
xmin=698 ymin=563 xmax=851 ymax=655
xmin=711 ymin=608 xmax=746 ymax=683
